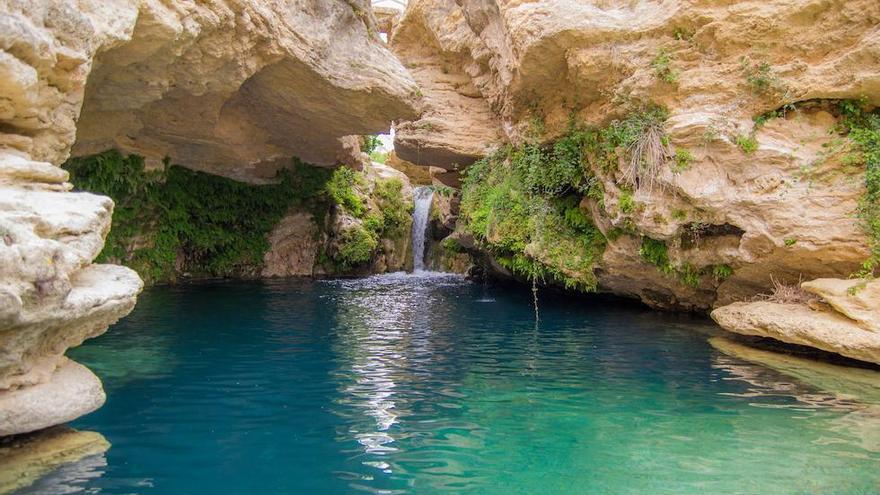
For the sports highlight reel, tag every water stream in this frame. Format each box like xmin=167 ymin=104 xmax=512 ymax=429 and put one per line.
xmin=410 ymin=186 xmax=434 ymax=272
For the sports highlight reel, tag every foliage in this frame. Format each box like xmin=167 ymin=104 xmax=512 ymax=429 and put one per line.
xmin=671 ymin=209 xmax=687 ymax=221
xmin=372 ymin=178 xmax=410 ymax=237
xmin=336 ymin=225 xmax=378 ymax=268
xmin=651 ymin=49 xmax=679 ymax=84
xmin=460 ymin=147 xmax=606 ymax=292
xmin=784 ymin=238 xmax=797 ymax=247
xmin=618 ymin=190 xmax=636 ymax=214
xmin=362 ymin=135 xmax=382 ymax=154
xmin=602 ymin=105 xmax=671 ymax=190
xmin=639 ymin=237 xmax=674 ymax=275
xmin=369 ymin=150 xmax=388 ymax=164
xmin=672 ymin=148 xmax=693 ymax=172
xmin=735 ymin=134 xmax=759 ymax=154
xmin=64 ymin=151 xmax=331 ymax=283
xmin=327 ymin=167 xmax=366 ymax=217
xmin=712 ymin=264 xmax=734 ymax=281
xmin=740 ymin=57 xmax=787 ymax=97
xmin=836 ymin=99 xmax=880 ymax=276
xmin=441 ymin=236 xmax=464 ymax=253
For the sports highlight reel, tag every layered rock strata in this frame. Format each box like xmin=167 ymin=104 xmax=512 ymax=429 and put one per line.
xmin=712 ymin=278 xmax=880 ymax=365
xmin=390 ymin=0 xmax=879 ymax=311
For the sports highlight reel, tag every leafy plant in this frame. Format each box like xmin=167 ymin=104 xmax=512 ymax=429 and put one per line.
xmin=64 ymin=151 xmax=332 ymax=283
xmin=740 ymin=57 xmax=787 ymax=97
xmin=336 ymin=225 xmax=378 ymax=268
xmin=651 ymin=49 xmax=679 ymax=84
xmin=712 ymin=264 xmax=734 ymax=281
xmin=735 ymin=134 xmax=759 ymax=154
xmin=619 ymin=190 xmax=636 ymax=214
xmin=362 ymin=135 xmax=382 ymax=154
xmin=327 ymin=167 xmax=366 ymax=217
xmin=836 ymin=99 xmax=880 ymax=276
xmin=672 ymin=148 xmax=693 ymax=172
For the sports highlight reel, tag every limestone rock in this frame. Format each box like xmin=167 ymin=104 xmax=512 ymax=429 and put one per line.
xmin=389 ymin=0 xmax=504 ymax=168
xmin=0 ymin=425 xmax=109 ymax=493
xmin=262 ymin=213 xmax=321 ymax=278
xmin=711 ymin=301 xmax=880 ymax=365
xmin=802 ymin=278 xmax=880 ymax=331
xmin=392 ymin=0 xmax=879 ymax=309
xmin=0 ymin=360 xmax=105 ymax=436
xmin=0 ymin=152 xmax=140 ymax=435
xmin=1 ymin=0 xmax=419 ymax=181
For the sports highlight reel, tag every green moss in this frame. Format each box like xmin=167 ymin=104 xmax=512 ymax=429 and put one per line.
xmin=64 ymin=151 xmax=331 ymax=284
xmin=651 ymin=49 xmax=679 ymax=84
xmin=735 ymin=134 xmax=759 ymax=154
xmin=671 ymin=209 xmax=687 ymax=221
xmin=372 ymin=178 xmax=410 ymax=238
xmin=441 ymin=236 xmax=464 ymax=253
xmin=677 ymin=263 xmax=701 ymax=288
xmin=784 ymin=238 xmax=797 ymax=247
xmin=336 ymin=225 xmax=378 ymax=268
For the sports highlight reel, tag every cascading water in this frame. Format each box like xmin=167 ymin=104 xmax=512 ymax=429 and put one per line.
xmin=411 ymin=186 xmax=434 ymax=272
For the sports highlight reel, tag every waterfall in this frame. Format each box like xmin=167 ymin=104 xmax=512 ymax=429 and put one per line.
xmin=411 ymin=186 xmax=434 ymax=272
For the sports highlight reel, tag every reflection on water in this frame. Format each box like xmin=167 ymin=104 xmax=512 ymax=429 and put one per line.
xmin=28 ymin=275 xmax=879 ymax=494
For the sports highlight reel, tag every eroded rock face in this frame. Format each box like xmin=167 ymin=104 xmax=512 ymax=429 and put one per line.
xmin=392 ymin=0 xmax=879 ymax=311
xmin=2 ymin=0 xmax=419 ymax=182
xmin=0 ymin=151 xmax=142 ymax=435
xmin=711 ymin=279 xmax=880 ymax=365
xmin=389 ymin=0 xmax=504 ymax=168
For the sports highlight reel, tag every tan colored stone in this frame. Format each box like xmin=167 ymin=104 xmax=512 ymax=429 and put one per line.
xmin=389 ymin=0 xmax=504 ymax=168
xmin=262 ymin=213 xmax=320 ymax=278
xmin=802 ymin=278 xmax=880 ymax=331
xmin=385 ymin=152 xmax=432 ymax=186
xmin=711 ymin=301 xmax=880 ymax=365
xmin=0 ymin=425 xmax=109 ymax=493
xmin=391 ymin=0 xmax=879 ymax=308
xmin=0 ymin=360 xmax=105 ymax=436
xmin=1 ymin=0 xmax=419 ymax=181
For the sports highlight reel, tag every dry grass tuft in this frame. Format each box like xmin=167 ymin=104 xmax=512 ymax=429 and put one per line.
xmin=753 ymin=275 xmax=818 ymax=304
xmin=622 ymin=122 xmax=670 ymax=193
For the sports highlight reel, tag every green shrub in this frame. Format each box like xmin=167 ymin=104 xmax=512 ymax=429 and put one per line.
xmin=651 ymin=49 xmax=679 ymax=84
xmin=712 ymin=264 xmax=734 ymax=281
xmin=784 ymin=238 xmax=797 ymax=247
xmin=64 ymin=152 xmax=331 ymax=283
xmin=619 ymin=190 xmax=636 ymax=214
xmin=639 ymin=237 xmax=673 ymax=275
xmin=337 ymin=225 xmax=378 ymax=268
xmin=327 ymin=167 xmax=366 ymax=217
xmin=672 ymin=148 xmax=693 ymax=172
xmin=837 ymin=99 xmax=880 ymax=276
xmin=741 ymin=58 xmax=786 ymax=96
xmin=736 ymin=134 xmax=759 ymax=154
xmin=362 ymin=135 xmax=382 ymax=154
xmin=460 ymin=147 xmax=606 ymax=291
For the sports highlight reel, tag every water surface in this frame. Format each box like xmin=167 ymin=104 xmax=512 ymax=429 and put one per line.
xmin=23 ymin=274 xmax=880 ymax=494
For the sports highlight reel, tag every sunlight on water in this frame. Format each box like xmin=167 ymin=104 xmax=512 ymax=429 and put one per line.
xmin=34 ymin=276 xmax=880 ymax=494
